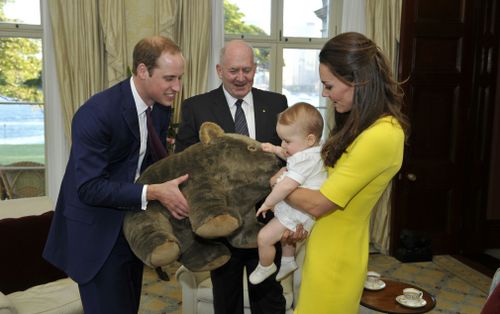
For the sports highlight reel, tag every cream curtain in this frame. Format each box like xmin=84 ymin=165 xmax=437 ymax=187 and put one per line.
xmin=365 ymin=0 xmax=402 ymax=73
xmin=99 ymin=0 xmax=128 ymax=87
xmin=155 ymin=0 xmax=177 ymax=40
xmin=48 ymin=0 xmax=106 ymax=143
xmin=370 ymin=183 xmax=393 ymax=254
xmin=175 ymin=0 xmax=211 ymax=123
xmin=365 ymin=0 xmax=402 ymax=254
xmin=157 ymin=0 xmax=211 ymax=124
xmin=156 ymin=0 xmax=181 ymax=123
xmin=341 ymin=0 xmax=366 ymax=34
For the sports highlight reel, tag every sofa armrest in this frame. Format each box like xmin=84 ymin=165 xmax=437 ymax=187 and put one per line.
xmin=0 ymin=291 xmax=15 ymax=314
xmin=0 ymin=211 xmax=67 ymax=294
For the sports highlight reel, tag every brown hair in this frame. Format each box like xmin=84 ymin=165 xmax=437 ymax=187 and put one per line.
xmin=319 ymin=32 xmax=409 ymax=167
xmin=278 ymin=102 xmax=324 ymax=144
xmin=132 ymin=36 xmax=181 ymax=76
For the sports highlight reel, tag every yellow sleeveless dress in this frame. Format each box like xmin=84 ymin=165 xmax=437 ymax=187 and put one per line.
xmin=294 ymin=117 xmax=404 ymax=314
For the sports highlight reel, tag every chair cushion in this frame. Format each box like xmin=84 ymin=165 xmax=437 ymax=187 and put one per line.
xmin=196 ymin=278 xmax=214 ymax=303
xmin=8 ymin=278 xmax=82 ymax=314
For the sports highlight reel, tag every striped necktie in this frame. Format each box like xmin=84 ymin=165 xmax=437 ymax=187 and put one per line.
xmin=234 ymin=99 xmax=249 ymax=136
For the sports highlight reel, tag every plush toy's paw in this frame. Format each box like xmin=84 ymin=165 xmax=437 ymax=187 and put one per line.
xmin=123 ymin=203 xmax=181 ymax=268
xmin=151 ymin=241 xmax=181 ymax=267
xmin=187 ymin=188 xmax=242 ymax=238
xmin=194 ymin=214 xmax=240 ymax=238
xmin=170 ymin=218 xmax=231 ymax=272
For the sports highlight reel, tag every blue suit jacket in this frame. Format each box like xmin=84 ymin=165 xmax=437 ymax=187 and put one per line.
xmin=43 ymin=79 xmax=171 ymax=284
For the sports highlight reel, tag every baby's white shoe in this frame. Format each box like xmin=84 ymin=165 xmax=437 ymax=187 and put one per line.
xmin=276 ymin=260 xmax=298 ymax=281
xmin=249 ymin=263 xmax=277 ymax=284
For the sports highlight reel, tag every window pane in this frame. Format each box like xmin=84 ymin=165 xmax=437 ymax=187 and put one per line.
xmin=282 ymin=48 xmax=322 ymax=106
xmin=254 ymin=47 xmax=271 ymax=91
xmin=0 ymin=37 xmax=43 ymax=102
xmin=282 ymin=48 xmax=330 ymax=137
xmin=0 ymin=0 xmax=41 ymax=25
xmin=0 ymin=102 xmax=45 ymax=154
xmin=283 ymin=0 xmax=329 ymax=38
xmin=0 ymin=36 xmax=45 ymax=200
xmin=224 ymin=0 xmax=271 ymax=36
xmin=0 ymin=102 xmax=46 ymax=200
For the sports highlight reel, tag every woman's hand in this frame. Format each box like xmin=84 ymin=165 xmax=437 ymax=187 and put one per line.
xmin=282 ymin=224 xmax=308 ymax=245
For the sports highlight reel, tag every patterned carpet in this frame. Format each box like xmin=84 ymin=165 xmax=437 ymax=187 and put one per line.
xmin=139 ymin=262 xmax=182 ymax=314
xmin=138 ymin=255 xmax=493 ymax=314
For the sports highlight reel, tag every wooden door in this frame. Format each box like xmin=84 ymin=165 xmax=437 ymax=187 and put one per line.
xmin=461 ymin=0 xmax=500 ymax=256
xmin=392 ymin=0 xmax=475 ymax=254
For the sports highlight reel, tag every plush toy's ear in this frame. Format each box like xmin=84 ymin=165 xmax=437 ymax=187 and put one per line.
xmin=200 ymin=122 xmax=225 ymax=144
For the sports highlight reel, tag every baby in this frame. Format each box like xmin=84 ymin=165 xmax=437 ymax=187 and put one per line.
xmin=249 ymin=102 xmax=327 ymax=284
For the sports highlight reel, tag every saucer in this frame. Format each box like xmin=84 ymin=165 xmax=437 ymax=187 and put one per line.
xmin=396 ymin=295 xmax=427 ymax=308
xmin=364 ymin=279 xmax=386 ymax=291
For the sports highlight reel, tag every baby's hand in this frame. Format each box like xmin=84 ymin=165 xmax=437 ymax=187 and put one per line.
xmin=270 ymin=167 xmax=286 ymax=187
xmin=261 ymin=143 xmax=276 ymax=154
xmin=256 ymin=203 xmax=273 ymax=218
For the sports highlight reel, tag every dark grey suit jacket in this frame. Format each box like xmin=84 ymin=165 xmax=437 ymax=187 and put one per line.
xmin=175 ymin=85 xmax=288 ymax=152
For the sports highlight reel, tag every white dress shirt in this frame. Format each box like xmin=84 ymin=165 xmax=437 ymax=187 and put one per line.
xmin=130 ymin=77 xmax=150 ymax=209
xmin=222 ymin=86 xmax=256 ymax=139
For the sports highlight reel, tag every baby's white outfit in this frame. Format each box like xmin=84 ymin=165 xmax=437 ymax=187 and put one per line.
xmin=274 ymin=146 xmax=327 ymax=232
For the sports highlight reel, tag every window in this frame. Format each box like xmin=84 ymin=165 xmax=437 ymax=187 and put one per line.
xmin=0 ymin=0 xmax=45 ymax=200
xmin=224 ymin=0 xmax=341 ymax=123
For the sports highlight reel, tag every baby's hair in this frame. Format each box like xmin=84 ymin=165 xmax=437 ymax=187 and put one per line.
xmin=278 ymin=102 xmax=324 ymax=143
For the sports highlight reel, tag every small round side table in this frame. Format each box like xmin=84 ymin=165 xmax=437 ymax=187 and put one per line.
xmin=361 ymin=279 xmax=436 ymax=314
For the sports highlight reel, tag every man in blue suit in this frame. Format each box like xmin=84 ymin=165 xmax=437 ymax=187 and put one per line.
xmin=43 ymin=36 xmax=190 ymax=314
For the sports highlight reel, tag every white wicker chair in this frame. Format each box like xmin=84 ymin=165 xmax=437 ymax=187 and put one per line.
xmin=175 ymin=242 xmax=305 ymax=314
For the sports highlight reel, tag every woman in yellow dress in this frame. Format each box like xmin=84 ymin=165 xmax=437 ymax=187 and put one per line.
xmin=284 ymin=32 xmax=410 ymax=313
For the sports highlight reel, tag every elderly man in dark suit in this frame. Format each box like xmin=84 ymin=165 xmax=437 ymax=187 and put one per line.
xmin=43 ymin=36 xmax=190 ymax=314
xmin=175 ymin=39 xmax=288 ymax=314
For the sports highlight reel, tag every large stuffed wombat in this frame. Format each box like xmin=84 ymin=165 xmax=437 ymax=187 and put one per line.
xmin=123 ymin=122 xmax=281 ymax=272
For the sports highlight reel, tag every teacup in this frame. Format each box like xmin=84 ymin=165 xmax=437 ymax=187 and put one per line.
xmin=365 ymin=271 xmax=381 ymax=288
xmin=366 ymin=271 xmax=380 ymax=282
xmin=403 ymin=287 xmax=423 ymax=301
